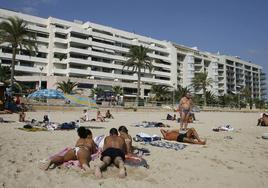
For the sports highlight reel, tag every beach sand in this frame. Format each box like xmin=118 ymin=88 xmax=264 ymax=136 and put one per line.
xmin=0 ymin=110 xmax=267 ymax=188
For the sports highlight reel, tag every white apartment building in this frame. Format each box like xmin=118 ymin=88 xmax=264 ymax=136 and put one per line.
xmin=0 ymin=8 xmax=266 ymax=99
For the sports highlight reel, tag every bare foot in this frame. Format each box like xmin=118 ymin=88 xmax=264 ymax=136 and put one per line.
xmin=40 ymin=160 xmax=52 ymax=171
xmin=95 ymin=166 xmax=102 ymax=178
xmin=200 ymin=139 xmax=207 ymax=145
xmin=118 ymin=168 xmax=126 ymax=178
xmin=82 ymin=164 xmax=90 ymax=172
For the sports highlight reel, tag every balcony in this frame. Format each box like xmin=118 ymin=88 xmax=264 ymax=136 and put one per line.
xmin=36 ymin=36 xmax=49 ymax=43
xmin=69 ymin=37 xmax=91 ymax=45
xmin=66 ymin=58 xmax=90 ymax=65
xmin=0 ymin=53 xmax=48 ymax=64
xmin=68 ymin=68 xmax=90 ymax=75
xmin=92 ymin=41 xmax=129 ymax=53
xmin=15 ymin=65 xmax=45 ymax=73
xmin=28 ymin=24 xmax=49 ymax=33
xmin=68 ymin=47 xmax=91 ymax=55
xmin=53 ymin=47 xmax=67 ymax=54
xmin=53 ymin=68 xmax=67 ymax=74
xmin=53 ymin=58 xmax=67 ymax=64
xmin=68 ymin=27 xmax=90 ymax=36
xmin=54 ymin=27 xmax=69 ymax=34
xmin=54 ymin=37 xmax=68 ymax=44
xmin=91 ymin=51 xmax=126 ymax=61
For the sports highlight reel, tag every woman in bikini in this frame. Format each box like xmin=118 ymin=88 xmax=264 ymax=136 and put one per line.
xmin=118 ymin=126 xmax=133 ymax=154
xmin=42 ymin=127 xmax=97 ymax=171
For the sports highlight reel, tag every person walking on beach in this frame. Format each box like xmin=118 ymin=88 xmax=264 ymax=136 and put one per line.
xmin=178 ymin=92 xmax=193 ymax=130
xmin=95 ymin=128 xmax=127 ymax=178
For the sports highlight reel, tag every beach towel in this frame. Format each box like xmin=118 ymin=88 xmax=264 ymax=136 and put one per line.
xmin=59 ymin=122 xmax=77 ymax=130
xmin=147 ymin=140 xmax=187 ymax=151
xmin=125 ymin=155 xmax=149 ymax=168
xmin=18 ymin=127 xmax=47 ymax=132
xmin=213 ymin=125 xmax=234 ymax=132
xmin=48 ymin=147 xmax=101 ymax=168
xmin=133 ymin=121 xmax=169 ymax=128
xmin=133 ymin=132 xmax=161 ymax=142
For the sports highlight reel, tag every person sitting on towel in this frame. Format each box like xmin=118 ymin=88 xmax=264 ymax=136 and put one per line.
xmin=95 ymin=128 xmax=127 ymax=178
xmin=105 ymin=109 xmax=114 ymax=119
xmin=118 ymin=126 xmax=133 ymax=154
xmin=160 ymin=128 xmax=206 ymax=145
xmin=42 ymin=127 xmax=96 ymax=171
xmin=96 ymin=110 xmax=105 ymax=122
xmin=80 ymin=109 xmax=90 ymax=122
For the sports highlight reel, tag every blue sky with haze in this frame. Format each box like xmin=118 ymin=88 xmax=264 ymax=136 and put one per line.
xmin=1 ymin=0 xmax=267 ymax=90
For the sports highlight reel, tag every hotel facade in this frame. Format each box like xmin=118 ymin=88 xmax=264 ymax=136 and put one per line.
xmin=0 ymin=8 xmax=266 ymax=99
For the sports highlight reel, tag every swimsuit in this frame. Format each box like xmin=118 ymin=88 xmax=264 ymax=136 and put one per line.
xmin=177 ymin=133 xmax=187 ymax=142
xmin=73 ymin=146 xmax=89 ymax=157
xmin=182 ymin=108 xmax=190 ymax=114
xmin=101 ymin=148 xmax=125 ymax=161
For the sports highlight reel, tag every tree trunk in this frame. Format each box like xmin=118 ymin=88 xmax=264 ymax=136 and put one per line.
xmin=136 ymin=69 xmax=141 ymax=107
xmin=11 ymin=47 xmax=16 ymax=95
xmin=203 ymin=87 xmax=207 ymax=106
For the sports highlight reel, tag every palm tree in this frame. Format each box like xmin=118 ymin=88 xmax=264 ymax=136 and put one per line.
xmin=205 ymin=91 xmax=217 ymax=106
xmin=112 ymin=85 xmax=123 ymax=96
xmin=241 ymin=87 xmax=253 ymax=109
xmin=150 ymin=84 xmax=171 ymax=102
xmin=90 ymin=87 xmax=104 ymax=99
xmin=174 ymin=85 xmax=191 ymax=103
xmin=123 ymin=45 xmax=153 ymax=106
xmin=0 ymin=17 xmax=38 ymax=93
xmin=191 ymin=72 xmax=213 ymax=106
xmin=56 ymin=79 xmax=78 ymax=94
xmin=0 ymin=65 xmax=11 ymax=83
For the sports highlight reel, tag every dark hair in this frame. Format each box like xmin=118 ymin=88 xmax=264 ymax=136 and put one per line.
xmin=77 ymin=126 xmax=91 ymax=138
xmin=109 ymin=128 xmax=118 ymax=136
xmin=118 ymin=126 xmax=128 ymax=134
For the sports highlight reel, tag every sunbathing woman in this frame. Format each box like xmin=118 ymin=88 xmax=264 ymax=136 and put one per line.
xmin=160 ymin=128 xmax=206 ymax=145
xmin=118 ymin=126 xmax=132 ymax=154
xmin=97 ymin=110 xmax=105 ymax=122
xmin=42 ymin=127 xmax=97 ymax=171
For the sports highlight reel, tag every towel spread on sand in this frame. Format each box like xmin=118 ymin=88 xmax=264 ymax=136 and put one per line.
xmin=49 ymin=147 xmax=101 ymax=168
xmin=213 ymin=125 xmax=234 ymax=132
xmin=125 ymin=155 xmax=149 ymax=168
xmin=133 ymin=132 xmax=161 ymax=142
xmin=145 ymin=140 xmax=187 ymax=151
xmin=133 ymin=121 xmax=169 ymax=128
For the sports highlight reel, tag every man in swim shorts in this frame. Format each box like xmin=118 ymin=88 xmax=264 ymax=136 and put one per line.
xmin=160 ymin=128 xmax=206 ymax=145
xmin=178 ymin=92 xmax=193 ymax=130
xmin=95 ymin=128 xmax=127 ymax=178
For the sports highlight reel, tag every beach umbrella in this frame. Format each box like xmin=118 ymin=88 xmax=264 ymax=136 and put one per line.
xmin=28 ymin=89 xmax=65 ymax=99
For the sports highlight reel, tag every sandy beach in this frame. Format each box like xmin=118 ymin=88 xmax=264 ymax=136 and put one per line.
xmin=0 ymin=110 xmax=268 ymax=188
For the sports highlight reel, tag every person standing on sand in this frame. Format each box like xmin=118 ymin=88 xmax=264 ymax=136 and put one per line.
xmin=178 ymin=92 xmax=193 ymax=130
xmin=95 ymin=128 xmax=127 ymax=178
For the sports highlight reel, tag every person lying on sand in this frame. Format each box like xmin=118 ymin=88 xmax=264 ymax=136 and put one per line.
xmin=160 ymin=128 xmax=206 ymax=145
xmin=42 ymin=127 xmax=96 ymax=171
xmin=95 ymin=128 xmax=127 ymax=178
xmin=118 ymin=126 xmax=133 ymax=154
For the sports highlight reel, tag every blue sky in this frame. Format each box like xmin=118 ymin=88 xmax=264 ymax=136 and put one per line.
xmin=1 ymin=0 xmax=268 ymax=89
